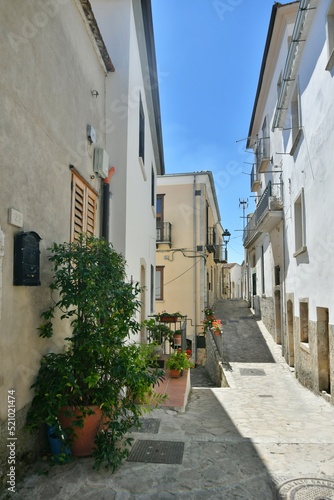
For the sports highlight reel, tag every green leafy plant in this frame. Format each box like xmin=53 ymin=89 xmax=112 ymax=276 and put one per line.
xmin=143 ymin=318 xmax=174 ymax=344
xmin=165 ymin=350 xmax=194 ymax=371
xmin=26 ymin=235 xmax=165 ymax=471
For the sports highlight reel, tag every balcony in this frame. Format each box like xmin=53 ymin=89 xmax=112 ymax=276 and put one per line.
xmin=250 ymin=164 xmax=261 ymax=192
xmin=214 ymin=244 xmax=224 ymax=263
xmin=156 ymin=222 xmax=172 ymax=246
xmin=206 ymin=227 xmax=216 ymax=253
xmin=243 ymin=181 xmax=283 ymax=248
xmin=256 ymin=137 xmax=270 ymax=173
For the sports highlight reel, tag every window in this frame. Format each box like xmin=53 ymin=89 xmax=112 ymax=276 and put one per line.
xmin=139 ymin=94 xmax=145 ymax=163
xmin=261 ymin=116 xmax=270 ymax=159
xmin=151 ymin=166 xmax=155 ymax=207
xmin=155 ymin=266 xmax=164 ymax=300
xmin=290 ymin=82 xmax=302 ymax=155
xmin=326 ymin=0 xmax=334 ymax=70
xmin=261 ymin=246 xmax=265 ymax=294
xmin=150 ymin=265 xmax=154 ymax=312
xmin=293 ymin=189 xmax=306 ymax=257
xmin=71 ymin=171 xmax=97 ymax=241
xmin=156 ymin=194 xmax=164 ymax=238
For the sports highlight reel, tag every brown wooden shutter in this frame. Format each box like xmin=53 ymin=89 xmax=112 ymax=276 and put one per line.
xmin=71 ymin=173 xmax=97 ymax=241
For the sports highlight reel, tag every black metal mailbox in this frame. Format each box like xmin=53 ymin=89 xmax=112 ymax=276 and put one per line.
xmin=13 ymin=231 xmax=41 ymax=286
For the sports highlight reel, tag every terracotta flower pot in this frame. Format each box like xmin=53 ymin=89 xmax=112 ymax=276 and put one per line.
xmin=58 ymin=405 xmax=104 ymax=457
xmin=214 ymin=329 xmax=221 ymax=336
xmin=173 ymin=334 xmax=182 ymax=345
xmin=169 ymin=369 xmax=182 ymax=378
xmin=160 ymin=315 xmax=178 ymax=323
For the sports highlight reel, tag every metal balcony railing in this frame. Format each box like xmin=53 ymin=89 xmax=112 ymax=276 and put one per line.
xmin=250 ymin=164 xmax=261 ymax=192
xmin=243 ymin=181 xmax=282 ymax=246
xmin=156 ymin=222 xmax=172 ymax=245
xmin=206 ymin=227 xmax=216 ymax=253
xmin=255 ymin=137 xmax=270 ymax=172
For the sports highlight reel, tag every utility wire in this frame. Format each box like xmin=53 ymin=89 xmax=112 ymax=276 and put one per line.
xmin=158 ymin=259 xmax=201 ymax=288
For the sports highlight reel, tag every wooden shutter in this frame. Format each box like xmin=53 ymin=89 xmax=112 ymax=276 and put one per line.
xmin=71 ymin=173 xmax=97 ymax=241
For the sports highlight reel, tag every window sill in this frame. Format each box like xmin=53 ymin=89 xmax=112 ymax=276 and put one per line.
xmin=325 ymin=48 xmax=334 ymax=71
xmin=300 ymin=342 xmax=310 ymax=354
xmin=293 ymin=246 xmax=307 ymax=258
xmin=139 ymin=156 xmax=147 ymax=181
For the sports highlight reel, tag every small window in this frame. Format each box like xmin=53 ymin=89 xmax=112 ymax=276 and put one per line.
xmin=155 ymin=266 xmax=164 ymax=301
xmin=290 ymin=82 xmax=302 ymax=155
xmin=139 ymin=94 xmax=145 ymax=163
xmin=293 ymin=189 xmax=306 ymax=257
xmin=156 ymin=194 xmax=164 ymax=233
xmin=151 ymin=167 xmax=155 ymax=207
xmin=300 ymin=301 xmax=309 ymax=344
xmin=326 ymin=0 xmax=334 ymax=70
xmin=71 ymin=171 xmax=97 ymax=241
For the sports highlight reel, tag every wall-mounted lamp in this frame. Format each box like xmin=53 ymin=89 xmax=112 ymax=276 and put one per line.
xmin=223 ymin=229 xmax=231 ymax=262
xmin=91 ymin=90 xmax=99 ymax=98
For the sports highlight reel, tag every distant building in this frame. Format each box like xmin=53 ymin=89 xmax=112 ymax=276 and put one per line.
xmin=244 ymin=0 xmax=334 ymax=403
xmin=222 ymin=263 xmax=242 ymax=299
xmin=156 ymin=172 xmax=225 ymax=350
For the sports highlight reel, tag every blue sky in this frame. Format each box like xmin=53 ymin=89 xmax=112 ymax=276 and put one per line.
xmin=151 ymin=0 xmax=275 ymax=264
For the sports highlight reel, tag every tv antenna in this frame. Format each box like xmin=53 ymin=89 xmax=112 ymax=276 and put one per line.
xmin=239 ymin=198 xmax=248 ymax=229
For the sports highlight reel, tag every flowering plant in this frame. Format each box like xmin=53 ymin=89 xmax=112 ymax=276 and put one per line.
xmin=185 ymin=349 xmax=192 ymax=358
xmin=204 ymin=307 xmax=214 ymax=316
xmin=212 ymin=319 xmax=222 ymax=331
xmin=166 ymin=349 xmax=193 ymax=370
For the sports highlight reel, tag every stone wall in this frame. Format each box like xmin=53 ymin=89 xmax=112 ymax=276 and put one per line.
xmin=205 ymin=332 xmax=229 ymax=388
xmin=260 ymin=296 xmax=275 ymax=338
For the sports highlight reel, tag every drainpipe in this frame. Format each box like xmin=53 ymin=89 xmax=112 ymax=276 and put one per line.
xmin=102 ymin=167 xmax=115 ymax=240
xmin=193 ymin=173 xmax=197 ymax=362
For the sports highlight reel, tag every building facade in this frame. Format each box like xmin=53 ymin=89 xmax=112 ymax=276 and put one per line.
xmin=244 ymin=0 xmax=334 ymax=403
xmin=156 ymin=172 xmax=224 ymax=354
xmin=0 ymin=0 xmax=163 ymax=482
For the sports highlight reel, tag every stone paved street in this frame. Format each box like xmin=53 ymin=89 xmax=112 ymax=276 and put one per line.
xmin=5 ymin=299 xmax=334 ymax=499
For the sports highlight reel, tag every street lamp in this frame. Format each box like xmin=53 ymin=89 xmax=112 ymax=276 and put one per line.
xmin=223 ymin=229 xmax=231 ymax=262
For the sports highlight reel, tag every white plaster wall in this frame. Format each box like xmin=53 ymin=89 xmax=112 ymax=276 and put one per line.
xmin=282 ymin=0 xmax=334 ymax=323
xmin=91 ymin=0 xmax=159 ymax=324
xmin=0 ymin=0 xmax=107 ymax=418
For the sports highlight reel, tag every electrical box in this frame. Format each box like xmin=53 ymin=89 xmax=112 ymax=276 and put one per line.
xmin=13 ymin=231 xmax=41 ymax=286
xmin=93 ymin=148 xmax=109 ymax=179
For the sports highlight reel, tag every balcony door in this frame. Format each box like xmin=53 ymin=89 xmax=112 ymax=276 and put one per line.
xmin=156 ymin=194 xmax=164 ymax=240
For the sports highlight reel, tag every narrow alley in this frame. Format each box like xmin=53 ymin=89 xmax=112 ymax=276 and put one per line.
xmin=8 ymin=300 xmax=334 ymax=500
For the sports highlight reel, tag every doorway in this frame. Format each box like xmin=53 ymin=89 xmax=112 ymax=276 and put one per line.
xmin=317 ymin=307 xmax=330 ymax=395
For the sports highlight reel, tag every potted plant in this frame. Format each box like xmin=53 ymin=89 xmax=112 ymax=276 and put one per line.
xmin=204 ymin=307 xmax=214 ymax=318
xmin=212 ymin=319 xmax=223 ymax=335
xmin=173 ymin=329 xmax=182 ymax=346
xmin=26 ymin=235 xmax=165 ymax=471
xmin=165 ymin=349 xmax=193 ymax=378
xmin=156 ymin=311 xmax=182 ymax=323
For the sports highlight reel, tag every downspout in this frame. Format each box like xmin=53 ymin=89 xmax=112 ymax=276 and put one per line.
xmin=102 ymin=167 xmax=115 ymax=240
xmin=193 ymin=173 xmax=197 ymax=362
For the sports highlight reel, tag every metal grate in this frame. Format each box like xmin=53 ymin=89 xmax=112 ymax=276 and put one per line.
xmin=127 ymin=440 xmax=184 ymax=464
xmin=240 ymin=368 xmax=266 ymax=376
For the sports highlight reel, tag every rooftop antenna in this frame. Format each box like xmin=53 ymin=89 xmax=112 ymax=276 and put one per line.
xmin=239 ymin=198 xmax=248 ymax=229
